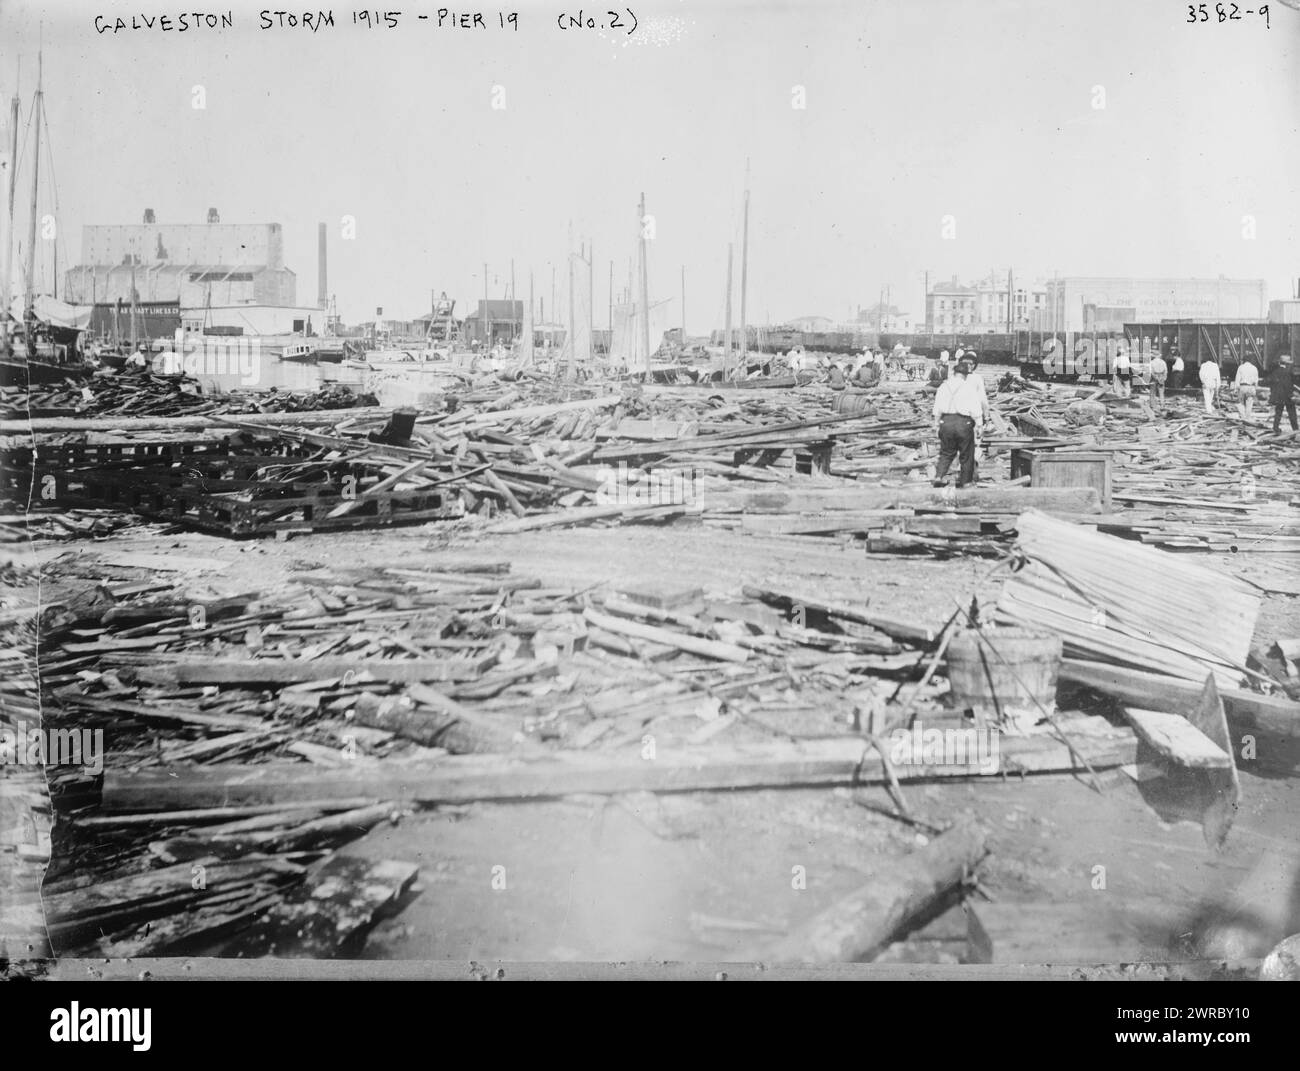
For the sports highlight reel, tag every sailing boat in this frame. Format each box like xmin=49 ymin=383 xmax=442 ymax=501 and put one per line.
xmin=1 ymin=52 xmax=90 ymax=384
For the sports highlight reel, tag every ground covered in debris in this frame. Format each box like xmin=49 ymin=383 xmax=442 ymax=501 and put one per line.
xmin=3 ymin=368 xmax=1299 ymax=969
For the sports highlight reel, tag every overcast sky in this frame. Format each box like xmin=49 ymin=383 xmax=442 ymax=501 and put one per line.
xmin=1 ymin=0 xmax=1297 ymax=328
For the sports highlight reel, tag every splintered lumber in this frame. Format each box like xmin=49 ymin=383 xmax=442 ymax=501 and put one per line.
xmin=351 ymin=686 xmax=532 ymax=755
xmin=703 ymin=486 xmax=1101 ymax=515
xmin=1060 ymin=660 xmax=1300 ymax=745
xmin=43 ymin=857 xmax=306 ymax=948
xmin=998 ymin=510 xmax=1261 ymax=687
xmin=213 ymin=856 xmax=419 ymax=958
xmin=761 ymin=820 xmax=988 ymax=963
xmin=135 ymin=654 xmax=495 ymax=686
xmin=583 ymin=607 xmax=750 ymax=662
xmin=0 ymin=406 xmax=389 ymax=434
xmin=100 ymin=726 xmax=1138 ymax=810
xmin=741 ymin=585 xmax=939 ymax=646
xmin=148 ymin=803 xmax=396 ymax=863
xmin=486 ymin=503 xmax=688 ymax=534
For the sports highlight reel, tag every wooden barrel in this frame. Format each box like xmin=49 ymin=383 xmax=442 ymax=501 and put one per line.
xmin=831 ymin=391 xmax=877 ymax=417
xmin=945 ymin=627 xmax=1062 ymax=727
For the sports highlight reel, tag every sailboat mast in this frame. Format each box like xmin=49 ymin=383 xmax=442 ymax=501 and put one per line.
xmin=23 ymin=52 xmax=42 ymax=346
xmin=566 ymin=224 xmax=575 ymax=380
xmin=724 ymin=243 xmax=734 ymax=376
xmin=739 ymin=159 xmax=750 ymax=366
xmin=637 ymin=192 xmax=650 ymax=377
xmin=1 ymin=85 xmax=18 ymax=352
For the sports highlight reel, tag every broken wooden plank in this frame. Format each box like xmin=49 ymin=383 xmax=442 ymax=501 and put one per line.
xmin=135 ymin=654 xmax=497 ymax=686
xmin=761 ymin=820 xmax=988 ymax=963
xmin=704 ymin=486 xmax=1102 ymax=515
xmin=1123 ymin=708 xmax=1233 ymax=769
xmin=582 ymin=607 xmax=750 ymax=663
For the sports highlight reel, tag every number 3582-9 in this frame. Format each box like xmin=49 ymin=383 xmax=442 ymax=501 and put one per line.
xmin=1187 ymin=4 xmax=1271 ymax=27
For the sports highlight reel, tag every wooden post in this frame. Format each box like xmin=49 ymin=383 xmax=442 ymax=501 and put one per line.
xmin=638 ymin=192 xmax=651 ymax=377
xmin=724 ymin=242 xmax=734 ymax=376
xmin=681 ymin=264 xmax=685 ymax=345
xmin=23 ymin=53 xmax=42 ymax=351
xmin=739 ymin=159 xmax=750 ymax=365
xmin=527 ymin=271 xmax=534 ymax=365
xmin=482 ymin=262 xmax=488 ymax=347
xmin=510 ymin=258 xmax=516 ymax=343
xmin=587 ymin=239 xmax=593 ymax=364
xmin=567 ymin=225 xmax=576 ymax=381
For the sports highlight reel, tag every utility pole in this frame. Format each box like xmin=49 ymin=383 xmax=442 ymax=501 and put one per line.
xmin=482 ymin=262 xmax=488 ymax=347
xmin=680 ymin=265 xmax=685 ymax=344
xmin=739 ymin=158 xmax=750 ymax=365
xmin=587 ymin=238 xmax=593 ymax=364
xmin=1007 ymin=268 xmax=1013 ymax=333
xmin=724 ymin=243 xmax=734 ymax=376
xmin=510 ymin=258 xmax=516 ymax=343
xmin=608 ymin=259 xmax=613 ymax=331
xmin=637 ymin=192 xmax=651 ymax=377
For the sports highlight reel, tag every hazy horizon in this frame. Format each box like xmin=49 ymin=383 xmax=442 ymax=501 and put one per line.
xmin=1 ymin=0 xmax=1297 ymax=329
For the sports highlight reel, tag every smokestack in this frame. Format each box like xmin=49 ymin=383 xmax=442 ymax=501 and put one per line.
xmin=317 ymin=222 xmax=327 ymax=308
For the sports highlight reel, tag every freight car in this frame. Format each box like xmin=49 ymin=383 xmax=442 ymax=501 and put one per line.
xmin=877 ymin=332 xmax=1019 ymax=362
xmin=1016 ymin=322 xmax=1300 ymax=384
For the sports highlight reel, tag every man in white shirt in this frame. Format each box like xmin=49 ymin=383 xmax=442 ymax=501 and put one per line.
xmin=1148 ymin=353 xmax=1168 ymax=404
xmin=1170 ymin=347 xmax=1184 ymax=391
xmin=1199 ymin=358 xmax=1221 ymax=414
xmin=932 ymin=359 xmax=983 ymax=487
xmin=1234 ymin=359 xmax=1260 ymax=420
xmin=1114 ymin=345 xmax=1132 ymax=398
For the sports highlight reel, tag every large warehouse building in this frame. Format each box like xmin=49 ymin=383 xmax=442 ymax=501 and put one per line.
xmin=1043 ymin=275 xmax=1268 ymax=332
xmin=63 ymin=209 xmax=298 ymax=309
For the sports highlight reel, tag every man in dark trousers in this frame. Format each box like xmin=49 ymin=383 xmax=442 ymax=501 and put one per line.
xmin=1270 ymin=354 xmax=1297 ymax=433
xmin=931 ymin=358 xmax=983 ymax=487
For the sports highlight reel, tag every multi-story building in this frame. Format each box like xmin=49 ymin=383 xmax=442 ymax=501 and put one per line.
xmin=926 ymin=275 xmax=1048 ymax=332
xmin=1042 ymin=275 xmax=1269 ymax=333
xmin=64 ymin=209 xmax=298 ymax=308
xmin=858 ymin=303 xmax=913 ymax=333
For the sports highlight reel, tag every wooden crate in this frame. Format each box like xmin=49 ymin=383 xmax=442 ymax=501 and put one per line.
xmin=1010 ymin=449 xmax=1112 ymax=511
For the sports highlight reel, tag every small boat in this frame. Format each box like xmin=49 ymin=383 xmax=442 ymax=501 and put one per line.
xmin=279 ymin=342 xmax=318 ymax=363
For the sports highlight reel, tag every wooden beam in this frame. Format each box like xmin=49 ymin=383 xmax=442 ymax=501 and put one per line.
xmin=704 ymin=486 xmax=1102 ymax=515
xmin=762 ymin=820 xmax=987 ymax=963
xmin=100 ymin=727 xmax=1139 ymax=811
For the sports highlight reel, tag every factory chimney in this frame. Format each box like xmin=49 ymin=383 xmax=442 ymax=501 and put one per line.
xmin=143 ymin=208 xmax=155 ymax=223
xmin=317 ymin=222 xmax=327 ymax=308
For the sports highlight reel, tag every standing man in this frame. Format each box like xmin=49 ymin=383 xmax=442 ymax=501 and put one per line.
xmin=1114 ymin=343 xmax=1132 ymax=398
xmin=1199 ymin=356 xmax=1221 ymax=414
xmin=1170 ymin=344 xmax=1184 ymax=392
xmin=1148 ymin=351 xmax=1167 ymax=404
xmin=1234 ymin=359 xmax=1260 ymax=421
xmin=931 ymin=358 xmax=983 ymax=488
xmin=1270 ymin=354 xmax=1297 ymax=433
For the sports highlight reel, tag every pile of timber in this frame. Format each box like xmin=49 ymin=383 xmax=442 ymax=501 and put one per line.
xmin=1 ymin=373 xmax=220 ymax=421
xmin=22 ymin=547 xmax=1154 ymax=957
